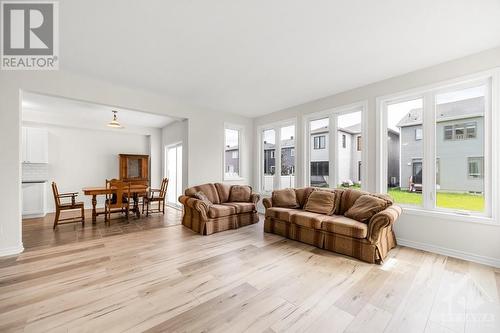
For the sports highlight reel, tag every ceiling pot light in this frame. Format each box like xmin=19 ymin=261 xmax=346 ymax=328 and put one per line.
xmin=107 ymin=110 xmax=123 ymax=128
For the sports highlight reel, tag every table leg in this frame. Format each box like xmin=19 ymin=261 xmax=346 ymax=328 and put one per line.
xmin=134 ymin=194 xmax=140 ymax=218
xmin=92 ymin=195 xmax=97 ymax=224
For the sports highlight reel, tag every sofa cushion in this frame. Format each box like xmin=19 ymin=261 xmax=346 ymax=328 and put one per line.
xmin=265 ymin=207 xmax=301 ymax=222
xmin=185 ymin=183 xmax=220 ymax=204
xmin=304 ymin=190 xmax=337 ymax=215
xmin=193 ymin=191 xmax=213 ymax=208
xmin=290 ymin=211 xmax=327 ymax=229
xmin=321 ymin=215 xmax=368 ymax=239
xmin=272 ymin=188 xmax=299 ymax=208
xmin=338 ymin=188 xmax=369 ymax=215
xmin=229 ymin=185 xmax=252 ymax=202
xmin=221 ymin=202 xmax=255 ymax=214
xmin=295 ymin=187 xmax=315 ymax=208
xmin=215 ymin=183 xmax=232 ymax=203
xmin=208 ymin=204 xmax=236 ymax=218
xmin=344 ymin=195 xmax=391 ymax=223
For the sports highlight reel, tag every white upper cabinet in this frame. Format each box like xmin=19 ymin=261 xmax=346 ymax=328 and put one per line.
xmin=22 ymin=127 xmax=48 ymax=163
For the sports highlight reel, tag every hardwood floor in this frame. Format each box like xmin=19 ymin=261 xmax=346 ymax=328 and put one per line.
xmin=22 ymin=207 xmax=182 ymax=250
xmin=1 ymin=214 xmax=499 ymax=332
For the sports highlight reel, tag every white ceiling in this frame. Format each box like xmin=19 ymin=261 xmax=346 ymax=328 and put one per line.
xmin=22 ymin=92 xmax=177 ymax=132
xmin=60 ymin=0 xmax=500 ymax=117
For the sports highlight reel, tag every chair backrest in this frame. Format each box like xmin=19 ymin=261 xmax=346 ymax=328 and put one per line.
xmin=106 ymin=179 xmax=131 ymax=209
xmin=51 ymin=182 xmax=61 ymax=207
xmin=159 ymin=178 xmax=169 ymax=198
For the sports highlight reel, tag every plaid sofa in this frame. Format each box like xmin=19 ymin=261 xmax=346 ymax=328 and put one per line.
xmin=263 ymin=188 xmax=401 ymax=264
xmin=179 ymin=183 xmax=260 ymax=235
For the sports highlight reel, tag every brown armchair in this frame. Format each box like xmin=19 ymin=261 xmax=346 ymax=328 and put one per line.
xmin=105 ymin=179 xmax=131 ymax=225
xmin=143 ymin=178 xmax=168 ymax=216
xmin=51 ymin=182 xmax=85 ymax=230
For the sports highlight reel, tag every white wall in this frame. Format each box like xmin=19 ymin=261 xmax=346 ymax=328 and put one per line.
xmin=23 ymin=123 xmax=150 ymax=211
xmin=253 ymin=46 xmax=500 ymax=266
xmin=0 ymin=70 xmax=253 ymax=256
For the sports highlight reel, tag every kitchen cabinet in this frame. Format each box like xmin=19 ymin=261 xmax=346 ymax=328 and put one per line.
xmin=22 ymin=182 xmax=47 ymax=217
xmin=22 ymin=127 xmax=48 ymax=163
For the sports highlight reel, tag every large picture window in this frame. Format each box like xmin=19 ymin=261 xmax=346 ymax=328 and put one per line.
xmin=379 ymin=78 xmax=493 ymax=217
xmin=306 ymin=103 xmax=366 ymax=189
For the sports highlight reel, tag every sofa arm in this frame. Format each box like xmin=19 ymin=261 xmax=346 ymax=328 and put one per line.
xmin=178 ymin=195 xmax=209 ymax=220
xmin=262 ymin=197 xmax=272 ymax=209
xmin=367 ymin=205 xmax=402 ymax=243
xmin=250 ymin=193 xmax=260 ymax=204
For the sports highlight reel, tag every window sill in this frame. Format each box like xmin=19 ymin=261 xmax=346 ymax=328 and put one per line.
xmin=401 ymin=206 xmax=498 ymax=226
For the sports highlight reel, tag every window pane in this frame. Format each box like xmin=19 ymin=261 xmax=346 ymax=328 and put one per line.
xmin=262 ymin=129 xmax=276 ymax=192
xmin=224 ymin=128 xmax=239 ymax=178
xmin=387 ymin=98 xmax=424 ymax=206
xmin=280 ymin=125 xmax=295 ymax=188
xmin=435 ymin=85 xmax=485 ymax=212
xmin=337 ymin=111 xmax=362 ymax=188
xmin=310 ymin=118 xmax=329 ymax=187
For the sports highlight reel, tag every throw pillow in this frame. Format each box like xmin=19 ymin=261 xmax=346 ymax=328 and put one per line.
xmin=229 ymin=185 xmax=252 ymax=202
xmin=193 ymin=191 xmax=213 ymax=208
xmin=272 ymin=188 xmax=299 ymax=208
xmin=344 ymin=194 xmax=390 ymax=223
xmin=304 ymin=190 xmax=337 ymax=215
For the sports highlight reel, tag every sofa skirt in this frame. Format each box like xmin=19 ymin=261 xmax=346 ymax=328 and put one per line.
xmin=264 ymin=217 xmax=396 ymax=264
xmin=183 ymin=208 xmax=259 ymax=235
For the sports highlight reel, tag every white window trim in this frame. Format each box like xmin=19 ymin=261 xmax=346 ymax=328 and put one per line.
xmin=257 ymin=118 xmax=297 ymax=194
xmin=303 ymin=101 xmax=368 ymax=190
xmin=376 ymin=68 xmax=500 ymax=224
xmin=223 ymin=123 xmax=244 ymax=181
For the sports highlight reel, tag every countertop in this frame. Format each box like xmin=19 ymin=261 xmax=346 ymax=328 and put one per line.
xmin=22 ymin=180 xmax=48 ymax=184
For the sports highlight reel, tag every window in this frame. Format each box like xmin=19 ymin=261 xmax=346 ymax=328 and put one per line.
xmin=224 ymin=127 xmax=240 ymax=179
xmin=380 ymin=78 xmax=493 ymax=217
xmin=341 ymin=134 xmax=346 ymax=148
xmin=356 ymin=136 xmax=362 ymax=151
xmin=468 ymin=157 xmax=483 ymax=179
xmin=313 ymin=135 xmax=326 ymax=149
xmin=444 ymin=126 xmax=453 ymax=140
xmin=309 ymin=118 xmax=329 ymax=187
xmin=280 ymin=125 xmax=296 ymax=188
xmin=415 ymin=128 xmax=423 ymax=140
xmin=338 ymin=110 xmax=362 ymax=187
xmin=262 ymin=129 xmax=276 ymax=192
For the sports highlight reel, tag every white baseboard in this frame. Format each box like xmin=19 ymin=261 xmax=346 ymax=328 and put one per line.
xmin=397 ymin=238 xmax=500 ymax=268
xmin=0 ymin=243 xmax=24 ymax=257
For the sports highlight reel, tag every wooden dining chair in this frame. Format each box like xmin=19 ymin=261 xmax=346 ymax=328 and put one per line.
xmin=143 ymin=178 xmax=169 ymax=216
xmin=51 ymin=182 xmax=85 ymax=230
xmin=105 ymin=179 xmax=131 ymax=225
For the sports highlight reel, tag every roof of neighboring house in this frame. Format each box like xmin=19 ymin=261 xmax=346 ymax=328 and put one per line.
xmin=225 ymin=145 xmax=238 ymax=151
xmin=397 ymin=96 xmax=484 ymax=128
xmin=311 ymin=126 xmax=328 ymax=135
xmin=339 ymin=123 xmax=361 ymax=134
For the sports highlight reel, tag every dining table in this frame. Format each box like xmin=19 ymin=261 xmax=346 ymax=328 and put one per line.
xmin=82 ymin=184 xmax=148 ymax=223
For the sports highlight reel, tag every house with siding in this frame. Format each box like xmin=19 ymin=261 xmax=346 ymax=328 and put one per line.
xmin=397 ymin=96 xmax=484 ymax=193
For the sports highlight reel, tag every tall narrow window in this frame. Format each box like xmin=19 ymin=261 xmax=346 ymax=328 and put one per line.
xmin=386 ymin=98 xmax=424 ymax=206
xmin=224 ymin=128 xmax=240 ymax=179
xmin=309 ymin=118 xmax=329 ymax=187
xmin=338 ymin=111 xmax=362 ymax=187
xmin=280 ymin=125 xmax=295 ymax=188
xmin=262 ymin=129 xmax=276 ymax=192
xmin=435 ymin=85 xmax=486 ymax=212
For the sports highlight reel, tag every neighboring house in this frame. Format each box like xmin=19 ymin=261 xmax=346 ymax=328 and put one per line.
xmin=397 ymin=96 xmax=484 ymax=193
xmin=263 ymin=139 xmax=295 ymax=175
xmin=309 ymin=124 xmax=363 ymax=187
xmin=224 ymin=145 xmax=239 ymax=175
xmin=387 ymin=129 xmax=400 ymax=187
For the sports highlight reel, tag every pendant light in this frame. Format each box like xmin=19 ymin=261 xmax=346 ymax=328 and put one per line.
xmin=107 ymin=110 xmax=122 ymax=128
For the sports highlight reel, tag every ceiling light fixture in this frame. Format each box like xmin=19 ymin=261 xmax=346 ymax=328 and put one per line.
xmin=107 ymin=110 xmax=123 ymax=128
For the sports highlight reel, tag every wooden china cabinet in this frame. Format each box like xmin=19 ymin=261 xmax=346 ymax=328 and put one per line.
xmin=119 ymin=154 xmax=149 ymax=186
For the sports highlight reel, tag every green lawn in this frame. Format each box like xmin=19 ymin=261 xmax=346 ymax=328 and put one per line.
xmin=387 ymin=188 xmax=484 ymax=212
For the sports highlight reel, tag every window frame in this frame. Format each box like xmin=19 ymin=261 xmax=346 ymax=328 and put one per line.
xmin=223 ymin=123 xmax=244 ymax=181
xmin=304 ymin=101 xmax=368 ymax=190
xmin=257 ymin=118 xmax=297 ymax=194
xmin=376 ymin=69 xmax=499 ymax=223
